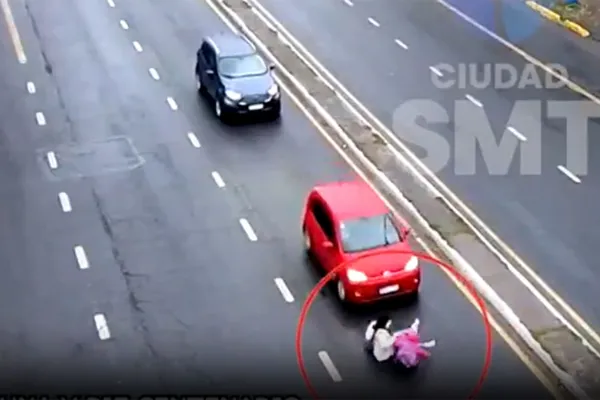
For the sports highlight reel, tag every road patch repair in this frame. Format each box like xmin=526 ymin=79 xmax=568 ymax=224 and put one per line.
xmin=206 ymin=0 xmax=600 ymax=397
xmin=526 ymin=0 xmax=591 ymax=37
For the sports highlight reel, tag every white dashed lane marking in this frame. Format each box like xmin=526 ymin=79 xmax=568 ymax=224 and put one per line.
xmin=429 ymin=66 xmax=443 ymax=77
xmin=74 ymin=246 xmax=89 ymax=269
xmin=119 ymin=19 xmax=129 ymax=29
xmin=187 ymin=132 xmax=201 ymax=148
xmin=367 ymin=17 xmax=380 ymax=27
xmin=239 ymin=218 xmax=258 ymax=241
xmin=507 ymin=126 xmax=527 ymax=142
xmin=58 ymin=192 xmax=72 ymax=212
xmin=106 ymin=0 xmax=115 ymax=8
xmin=274 ymin=277 xmax=294 ymax=303
xmin=46 ymin=151 xmax=58 ymax=169
xmin=166 ymin=97 xmax=178 ymax=110
xmin=132 ymin=41 xmax=143 ymax=52
xmin=211 ymin=171 xmax=225 ymax=188
xmin=27 ymin=81 xmax=35 ymax=93
xmin=149 ymin=68 xmax=160 ymax=80
xmin=318 ymin=351 xmax=342 ymax=382
xmin=394 ymin=39 xmax=408 ymax=49
xmin=557 ymin=165 xmax=582 ymax=183
xmin=35 ymin=112 xmax=46 ymax=126
xmin=465 ymin=94 xmax=483 ymax=108
xmin=343 ymin=0 xmax=353 ymax=6
xmin=93 ymin=313 xmax=111 ymax=340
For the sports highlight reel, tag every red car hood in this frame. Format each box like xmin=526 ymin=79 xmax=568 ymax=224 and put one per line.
xmin=343 ymin=243 xmax=414 ymax=278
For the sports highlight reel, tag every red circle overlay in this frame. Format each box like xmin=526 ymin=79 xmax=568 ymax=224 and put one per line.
xmin=295 ymin=249 xmax=493 ymax=400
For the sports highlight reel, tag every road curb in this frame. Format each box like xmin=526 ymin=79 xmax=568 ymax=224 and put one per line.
xmin=526 ymin=0 xmax=590 ymax=37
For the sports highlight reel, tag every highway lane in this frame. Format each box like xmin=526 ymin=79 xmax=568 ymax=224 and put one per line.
xmin=249 ymin=0 xmax=600 ymax=330
xmin=0 ymin=18 xmax=116 ymax=392
xmin=1 ymin=0 xmax=553 ymax=396
xmin=442 ymin=0 xmax=600 ymax=93
xmin=112 ymin=0 xmax=553 ymax=397
xmin=1 ymin=0 xmax=317 ymax=394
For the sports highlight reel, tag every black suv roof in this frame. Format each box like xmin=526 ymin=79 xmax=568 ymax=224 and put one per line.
xmin=204 ymin=33 xmax=256 ymax=58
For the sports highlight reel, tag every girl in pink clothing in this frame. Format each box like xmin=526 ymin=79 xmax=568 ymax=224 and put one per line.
xmin=392 ymin=318 xmax=436 ymax=367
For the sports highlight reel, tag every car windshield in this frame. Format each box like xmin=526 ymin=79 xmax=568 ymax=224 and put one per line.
xmin=218 ymin=54 xmax=267 ymax=78
xmin=339 ymin=213 xmax=401 ymax=253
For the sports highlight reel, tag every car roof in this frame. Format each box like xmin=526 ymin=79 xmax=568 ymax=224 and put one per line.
xmin=314 ymin=181 xmax=389 ymax=220
xmin=205 ymin=33 xmax=256 ymax=57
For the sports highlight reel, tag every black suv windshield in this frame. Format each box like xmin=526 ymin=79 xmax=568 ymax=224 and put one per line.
xmin=339 ymin=213 xmax=401 ymax=253
xmin=218 ymin=54 xmax=267 ymax=78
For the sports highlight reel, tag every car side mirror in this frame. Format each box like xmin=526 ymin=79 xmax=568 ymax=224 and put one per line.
xmin=322 ymin=240 xmax=334 ymax=248
xmin=206 ymin=69 xmax=214 ymax=75
xmin=269 ymin=63 xmax=275 ymax=70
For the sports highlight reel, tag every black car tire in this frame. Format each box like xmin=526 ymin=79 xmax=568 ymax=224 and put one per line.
xmin=214 ymin=97 xmax=226 ymax=122
xmin=269 ymin=103 xmax=281 ymax=121
xmin=195 ymin=71 xmax=204 ymax=94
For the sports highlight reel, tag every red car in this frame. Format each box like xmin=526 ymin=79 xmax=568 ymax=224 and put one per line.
xmin=302 ymin=181 xmax=420 ymax=304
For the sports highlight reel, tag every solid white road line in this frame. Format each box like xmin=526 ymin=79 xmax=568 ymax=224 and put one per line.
xmin=93 ymin=313 xmax=111 ymax=340
xmin=343 ymin=0 xmax=353 ymax=6
xmin=149 ymin=68 xmax=160 ymax=80
xmin=507 ymin=126 xmax=527 ymax=142
xmin=58 ymin=192 xmax=72 ymax=212
xmin=557 ymin=165 xmax=581 ymax=183
xmin=35 ymin=112 xmax=46 ymax=126
xmin=132 ymin=41 xmax=143 ymax=52
xmin=367 ymin=17 xmax=380 ymax=27
xmin=166 ymin=97 xmax=178 ymax=110
xmin=26 ymin=81 xmax=36 ymax=93
xmin=187 ymin=132 xmax=201 ymax=148
xmin=317 ymin=351 xmax=342 ymax=382
xmin=107 ymin=0 xmax=115 ymax=8
xmin=74 ymin=246 xmax=89 ymax=269
xmin=211 ymin=171 xmax=226 ymax=188
xmin=274 ymin=277 xmax=294 ymax=302
xmin=46 ymin=151 xmax=58 ymax=169
xmin=0 ymin=0 xmax=27 ymax=63
xmin=429 ymin=66 xmax=443 ymax=77
xmin=239 ymin=218 xmax=258 ymax=241
xmin=119 ymin=19 xmax=129 ymax=29
xmin=394 ymin=38 xmax=408 ymax=50
xmin=465 ymin=94 xmax=483 ymax=107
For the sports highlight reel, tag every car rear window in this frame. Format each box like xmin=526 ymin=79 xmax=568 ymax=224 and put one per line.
xmin=218 ymin=54 xmax=267 ymax=78
xmin=339 ymin=213 xmax=401 ymax=253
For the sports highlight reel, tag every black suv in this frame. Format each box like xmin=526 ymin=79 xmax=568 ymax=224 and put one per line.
xmin=195 ymin=33 xmax=281 ymax=121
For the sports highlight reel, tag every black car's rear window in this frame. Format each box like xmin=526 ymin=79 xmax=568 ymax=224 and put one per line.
xmin=339 ymin=213 xmax=401 ymax=253
xmin=218 ymin=54 xmax=267 ymax=78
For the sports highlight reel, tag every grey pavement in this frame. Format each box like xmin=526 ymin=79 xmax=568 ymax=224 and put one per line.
xmin=0 ymin=0 xmax=553 ymax=397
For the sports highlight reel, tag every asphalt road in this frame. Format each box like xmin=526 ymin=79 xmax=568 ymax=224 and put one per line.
xmin=254 ymin=0 xmax=600 ymax=331
xmin=0 ymin=0 xmax=552 ymax=397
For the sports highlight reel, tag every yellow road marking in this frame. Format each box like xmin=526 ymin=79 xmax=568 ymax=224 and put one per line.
xmin=1 ymin=0 xmax=26 ymax=63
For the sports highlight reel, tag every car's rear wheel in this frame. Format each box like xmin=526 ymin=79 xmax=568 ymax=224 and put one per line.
xmin=195 ymin=72 xmax=204 ymax=94
xmin=303 ymin=227 xmax=311 ymax=250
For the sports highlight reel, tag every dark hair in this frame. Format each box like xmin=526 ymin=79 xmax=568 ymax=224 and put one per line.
xmin=372 ymin=315 xmax=391 ymax=331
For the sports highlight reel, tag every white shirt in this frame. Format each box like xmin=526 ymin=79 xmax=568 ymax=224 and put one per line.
xmin=372 ymin=329 xmax=395 ymax=362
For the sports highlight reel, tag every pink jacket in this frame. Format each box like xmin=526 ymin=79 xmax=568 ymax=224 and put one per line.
xmin=393 ymin=331 xmax=431 ymax=366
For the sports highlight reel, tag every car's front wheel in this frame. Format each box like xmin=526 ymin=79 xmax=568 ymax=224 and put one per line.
xmin=214 ymin=98 xmax=224 ymax=121
xmin=336 ymin=280 xmax=346 ymax=302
